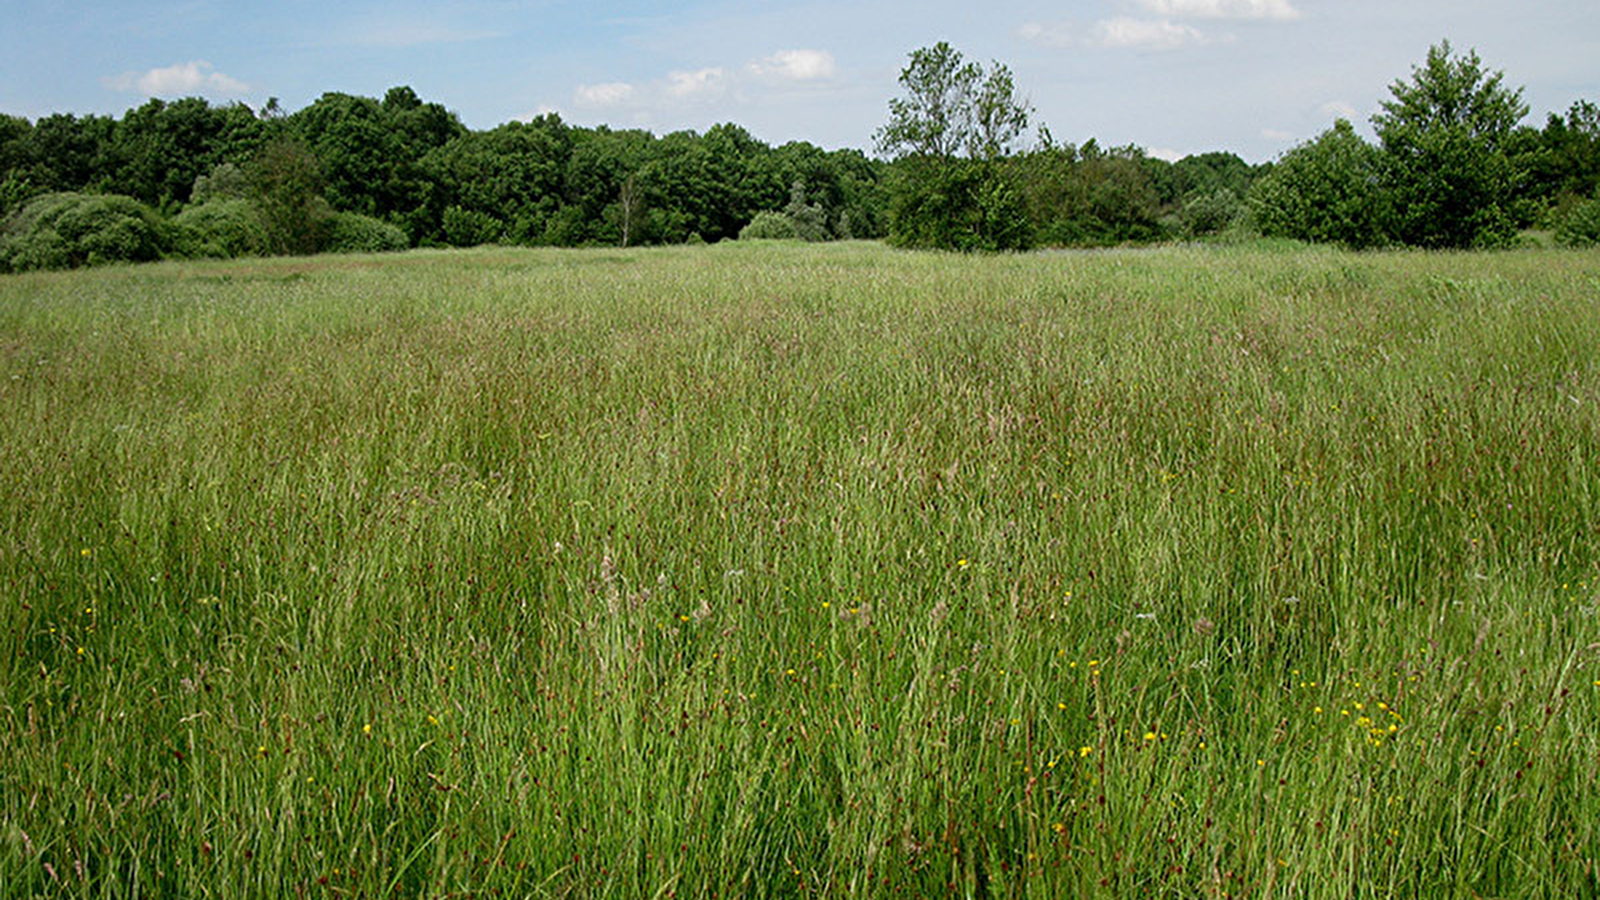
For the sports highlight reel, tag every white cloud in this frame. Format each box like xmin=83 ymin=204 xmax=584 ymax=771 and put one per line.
xmin=104 ymin=61 xmax=249 ymax=97
xmin=1093 ymin=18 xmax=1207 ymax=50
xmin=665 ymin=68 xmax=726 ymax=99
xmin=574 ymin=82 xmax=635 ymax=107
xmin=1017 ymin=22 xmax=1074 ymax=48
xmin=750 ymin=49 xmax=836 ymax=82
xmin=1135 ymin=0 xmax=1301 ymax=20
xmin=1147 ymin=147 xmax=1186 ymax=162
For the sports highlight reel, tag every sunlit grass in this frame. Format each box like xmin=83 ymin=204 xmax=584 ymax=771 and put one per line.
xmin=2 ymin=241 xmax=1598 ymax=898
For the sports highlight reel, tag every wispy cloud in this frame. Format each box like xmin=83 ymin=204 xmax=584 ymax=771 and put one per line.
xmin=103 ymin=61 xmax=249 ymax=97
xmin=574 ymin=82 xmax=635 ymax=108
xmin=749 ymin=49 xmax=836 ymax=82
xmin=665 ymin=68 xmax=727 ymax=99
xmin=1093 ymin=17 xmax=1208 ymax=50
xmin=1135 ymin=0 xmax=1301 ymax=20
xmin=1017 ymin=22 xmax=1074 ymax=48
xmin=560 ymin=48 xmax=842 ymax=125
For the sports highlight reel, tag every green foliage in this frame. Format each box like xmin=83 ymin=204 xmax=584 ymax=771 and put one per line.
xmin=0 ymin=191 xmax=170 ymax=272
xmin=1 ymin=89 xmax=889 ymax=255
xmin=171 ymin=199 xmax=267 ymax=258
xmin=1180 ymin=187 xmax=1245 ymax=236
xmin=1553 ymin=193 xmax=1600 ymax=246
xmin=190 ymin=162 xmax=250 ymax=204
xmin=246 ymin=139 xmax=334 ymax=256
xmin=887 ymin=159 xmax=1033 ymax=251
xmin=1373 ymin=41 xmax=1528 ymax=248
xmin=1249 ymin=120 xmax=1386 ymax=249
xmin=111 ymin=98 xmax=267 ymax=209
xmin=421 ymin=116 xmax=569 ymax=245
xmin=737 ymin=179 xmax=830 ymax=242
xmin=326 ymin=212 xmax=410 ymax=253
xmin=876 ymin=42 xmax=1033 ymax=164
xmin=288 ymin=88 xmax=465 ymax=241
xmin=7 ymin=113 xmax=118 ymax=194
xmin=782 ymin=179 xmax=829 ymax=241
xmin=738 ymin=210 xmax=800 ymax=240
xmin=1016 ymin=141 xmax=1167 ymax=246
xmin=0 ymin=172 xmax=41 ymax=218
xmin=440 ymin=205 xmax=504 ymax=247
xmin=875 ymin=42 xmax=983 ymax=161
xmin=878 ymin=44 xmax=1036 ymax=251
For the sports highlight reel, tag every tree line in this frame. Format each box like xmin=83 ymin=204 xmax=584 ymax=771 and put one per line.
xmin=2 ymin=41 xmax=1597 ymax=271
xmin=875 ymin=41 xmax=1600 ymax=251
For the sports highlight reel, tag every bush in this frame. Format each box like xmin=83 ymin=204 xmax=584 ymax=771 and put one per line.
xmin=1248 ymin=120 xmax=1386 ymax=249
xmin=326 ymin=212 xmax=409 ymax=254
xmin=1553 ymin=195 xmax=1600 ymax=247
xmin=0 ymin=192 xmax=171 ymax=273
xmin=190 ymin=163 xmax=251 ymax=204
xmin=739 ymin=211 xmax=800 ymax=240
xmin=172 ymin=199 xmax=267 ymax=259
xmin=887 ymin=160 xmax=1033 ymax=252
xmin=441 ymin=206 xmax=503 ymax=247
xmin=1181 ymin=188 xmax=1245 ymax=237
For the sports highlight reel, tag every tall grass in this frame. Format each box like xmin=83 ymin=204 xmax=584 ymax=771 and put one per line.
xmin=1 ymin=242 xmax=1597 ymax=898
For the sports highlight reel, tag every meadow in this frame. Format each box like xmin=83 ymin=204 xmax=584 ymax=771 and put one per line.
xmin=1 ymin=240 xmax=1598 ymax=898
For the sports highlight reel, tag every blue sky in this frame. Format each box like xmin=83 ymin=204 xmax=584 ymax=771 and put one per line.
xmin=3 ymin=0 xmax=1596 ymax=162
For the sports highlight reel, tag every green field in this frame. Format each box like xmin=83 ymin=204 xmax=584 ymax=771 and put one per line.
xmin=2 ymin=241 xmax=1598 ymax=898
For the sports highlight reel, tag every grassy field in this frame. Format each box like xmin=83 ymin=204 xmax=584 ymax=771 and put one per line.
xmin=2 ymin=241 xmax=1598 ymax=898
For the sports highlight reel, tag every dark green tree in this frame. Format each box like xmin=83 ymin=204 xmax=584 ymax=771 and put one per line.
xmin=288 ymin=89 xmax=463 ymax=240
xmin=1373 ymin=41 xmax=1528 ymax=248
xmin=111 ymin=98 xmax=266 ymax=209
xmin=1248 ymin=119 xmax=1385 ymax=248
xmin=876 ymin=43 xmax=1035 ymax=251
xmin=421 ymin=115 xmax=571 ymax=245
xmin=14 ymin=113 xmax=118 ymax=194
xmin=246 ymin=139 xmax=333 ymax=256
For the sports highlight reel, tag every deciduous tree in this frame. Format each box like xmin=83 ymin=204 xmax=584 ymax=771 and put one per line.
xmin=1373 ymin=41 xmax=1527 ymax=248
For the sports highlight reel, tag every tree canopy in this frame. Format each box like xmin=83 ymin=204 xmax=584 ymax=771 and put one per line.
xmin=1372 ymin=40 xmax=1529 ymax=248
xmin=2 ymin=41 xmax=1598 ymax=272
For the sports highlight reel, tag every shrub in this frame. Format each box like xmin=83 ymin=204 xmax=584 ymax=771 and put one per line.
xmin=441 ymin=206 xmax=503 ymax=247
xmin=1553 ymin=195 xmax=1600 ymax=247
xmin=326 ymin=212 xmax=409 ymax=254
xmin=190 ymin=163 xmax=251 ymax=204
xmin=888 ymin=160 xmax=1033 ymax=252
xmin=0 ymin=192 xmax=171 ymax=272
xmin=172 ymin=199 xmax=267 ymax=258
xmin=1181 ymin=188 xmax=1245 ymax=237
xmin=1248 ymin=120 xmax=1386 ymax=249
xmin=739 ymin=211 xmax=800 ymax=241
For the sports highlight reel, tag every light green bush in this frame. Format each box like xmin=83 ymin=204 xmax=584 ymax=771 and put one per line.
xmin=738 ymin=210 xmax=800 ymax=240
xmin=172 ymin=199 xmax=267 ymax=258
xmin=1554 ymin=194 xmax=1600 ymax=247
xmin=326 ymin=212 xmax=409 ymax=254
xmin=0 ymin=191 xmax=170 ymax=272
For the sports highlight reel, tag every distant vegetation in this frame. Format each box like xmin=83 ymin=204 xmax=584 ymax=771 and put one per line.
xmin=1 ymin=42 xmax=1597 ymax=269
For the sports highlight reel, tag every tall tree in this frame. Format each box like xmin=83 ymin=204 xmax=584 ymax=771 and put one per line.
xmin=876 ymin=43 xmax=1035 ymax=251
xmin=875 ymin=42 xmax=982 ymax=164
xmin=1372 ymin=40 xmax=1528 ymax=248
xmin=969 ymin=63 xmax=1033 ymax=160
